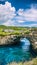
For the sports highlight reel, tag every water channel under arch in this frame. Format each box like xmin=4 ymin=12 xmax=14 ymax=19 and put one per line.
xmin=0 ymin=38 xmax=36 ymax=65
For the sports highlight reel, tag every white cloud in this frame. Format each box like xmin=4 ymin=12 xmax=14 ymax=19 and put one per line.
xmin=0 ymin=1 xmax=16 ymax=24
xmin=0 ymin=1 xmax=37 ymax=26
xmin=17 ymin=7 xmax=37 ymax=22
xmin=3 ymin=20 xmax=15 ymax=26
xmin=27 ymin=24 xmax=37 ymax=27
xmin=15 ymin=16 xmax=25 ymax=23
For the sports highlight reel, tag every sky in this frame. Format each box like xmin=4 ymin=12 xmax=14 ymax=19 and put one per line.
xmin=0 ymin=0 xmax=37 ymax=27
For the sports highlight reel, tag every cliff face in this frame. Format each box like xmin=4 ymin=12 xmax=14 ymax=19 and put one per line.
xmin=28 ymin=33 xmax=37 ymax=53
xmin=0 ymin=30 xmax=37 ymax=53
xmin=0 ymin=35 xmax=20 ymax=45
xmin=30 ymin=34 xmax=37 ymax=53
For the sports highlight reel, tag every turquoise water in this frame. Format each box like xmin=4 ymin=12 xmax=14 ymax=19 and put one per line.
xmin=0 ymin=38 xmax=33 ymax=65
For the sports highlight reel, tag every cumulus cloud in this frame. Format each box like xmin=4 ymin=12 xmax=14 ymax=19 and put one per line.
xmin=0 ymin=1 xmax=16 ymax=24
xmin=17 ymin=7 xmax=37 ymax=22
xmin=0 ymin=1 xmax=37 ymax=26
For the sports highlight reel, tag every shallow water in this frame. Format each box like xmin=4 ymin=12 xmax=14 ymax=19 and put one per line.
xmin=0 ymin=38 xmax=35 ymax=65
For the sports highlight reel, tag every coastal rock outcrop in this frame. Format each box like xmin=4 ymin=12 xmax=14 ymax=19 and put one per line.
xmin=0 ymin=30 xmax=37 ymax=53
xmin=0 ymin=35 xmax=20 ymax=45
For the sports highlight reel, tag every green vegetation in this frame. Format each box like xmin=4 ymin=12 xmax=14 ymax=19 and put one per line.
xmin=0 ymin=25 xmax=37 ymax=36
xmin=0 ymin=25 xmax=37 ymax=65
xmin=0 ymin=25 xmax=30 ymax=36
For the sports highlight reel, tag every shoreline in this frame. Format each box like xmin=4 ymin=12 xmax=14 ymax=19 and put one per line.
xmin=7 ymin=58 xmax=37 ymax=65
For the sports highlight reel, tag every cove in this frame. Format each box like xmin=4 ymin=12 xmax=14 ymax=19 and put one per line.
xmin=0 ymin=38 xmax=36 ymax=65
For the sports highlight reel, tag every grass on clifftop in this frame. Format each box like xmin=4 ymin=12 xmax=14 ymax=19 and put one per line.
xmin=0 ymin=25 xmax=31 ymax=36
xmin=7 ymin=58 xmax=37 ymax=65
xmin=0 ymin=25 xmax=37 ymax=36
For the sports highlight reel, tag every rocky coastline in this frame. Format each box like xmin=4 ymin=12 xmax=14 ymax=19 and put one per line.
xmin=0 ymin=34 xmax=37 ymax=54
xmin=0 ymin=35 xmax=20 ymax=46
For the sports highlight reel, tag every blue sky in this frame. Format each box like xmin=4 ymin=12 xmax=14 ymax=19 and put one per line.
xmin=0 ymin=0 xmax=37 ymax=27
